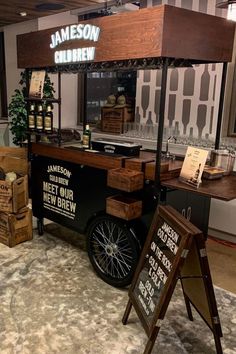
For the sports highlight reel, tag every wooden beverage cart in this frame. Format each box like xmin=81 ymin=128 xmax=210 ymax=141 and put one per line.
xmin=16 ymin=5 xmax=236 ymax=291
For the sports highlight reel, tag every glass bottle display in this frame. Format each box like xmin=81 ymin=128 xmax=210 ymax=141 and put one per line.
xmin=28 ymin=103 xmax=36 ymax=131
xmin=83 ymin=124 xmax=91 ymax=149
xmin=44 ymin=104 xmax=53 ymax=134
xmin=36 ymin=104 xmax=44 ymax=133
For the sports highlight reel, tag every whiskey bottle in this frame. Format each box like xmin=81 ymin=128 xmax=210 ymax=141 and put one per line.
xmin=44 ymin=104 xmax=53 ymax=134
xmin=28 ymin=103 xmax=36 ymax=131
xmin=36 ymin=104 xmax=44 ymax=133
xmin=82 ymin=124 xmax=91 ymax=149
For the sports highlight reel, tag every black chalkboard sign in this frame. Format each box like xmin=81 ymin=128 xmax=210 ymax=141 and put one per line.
xmin=122 ymin=205 xmax=202 ymax=352
xmin=123 ymin=205 xmax=223 ymax=354
xmin=132 ymin=211 xmax=183 ymax=328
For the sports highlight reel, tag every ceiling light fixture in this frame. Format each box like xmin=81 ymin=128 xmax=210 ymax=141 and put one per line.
xmin=216 ymin=0 xmax=236 ymax=21
xmin=71 ymin=0 xmax=139 ymax=17
xmin=19 ymin=12 xmax=27 ymax=17
xmin=35 ymin=3 xmax=66 ymax=12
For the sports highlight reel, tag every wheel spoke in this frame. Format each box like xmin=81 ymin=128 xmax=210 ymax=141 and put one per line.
xmin=95 ymin=225 xmax=110 ymax=244
xmin=92 ymin=235 xmax=107 ymax=249
xmin=89 ymin=218 xmax=139 ymax=285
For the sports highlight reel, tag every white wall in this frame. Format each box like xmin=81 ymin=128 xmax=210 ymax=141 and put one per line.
xmin=4 ymin=19 xmax=38 ymax=145
xmin=4 ymin=10 xmax=79 ymax=143
xmin=38 ymin=11 xmax=79 ymax=128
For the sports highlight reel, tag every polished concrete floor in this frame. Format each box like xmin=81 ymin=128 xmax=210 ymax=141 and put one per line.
xmin=206 ymin=237 xmax=236 ymax=294
xmin=0 ymin=226 xmax=236 ymax=354
xmin=45 ymin=223 xmax=236 ymax=294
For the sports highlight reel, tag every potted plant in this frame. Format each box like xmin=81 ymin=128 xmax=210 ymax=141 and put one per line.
xmin=8 ymin=71 xmax=55 ymax=146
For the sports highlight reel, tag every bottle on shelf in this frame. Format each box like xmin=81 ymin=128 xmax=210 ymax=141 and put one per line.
xmin=36 ymin=104 xmax=44 ymax=133
xmin=44 ymin=104 xmax=53 ymax=134
xmin=28 ymin=103 xmax=36 ymax=131
xmin=82 ymin=124 xmax=91 ymax=149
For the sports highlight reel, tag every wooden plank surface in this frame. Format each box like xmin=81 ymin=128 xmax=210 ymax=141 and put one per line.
xmin=31 ymin=143 xmax=125 ymax=170
xmin=17 ymin=6 xmax=164 ymax=68
xmin=145 ymin=160 xmax=183 ymax=181
xmin=162 ymin=5 xmax=235 ymax=62
xmin=17 ymin=5 xmax=235 ymax=68
xmin=162 ymin=175 xmax=236 ymax=201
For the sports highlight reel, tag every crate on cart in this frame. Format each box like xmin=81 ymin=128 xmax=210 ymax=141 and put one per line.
xmin=106 ymin=195 xmax=142 ymax=220
xmin=0 ymin=207 xmax=32 ymax=247
xmin=107 ymin=168 xmax=144 ymax=192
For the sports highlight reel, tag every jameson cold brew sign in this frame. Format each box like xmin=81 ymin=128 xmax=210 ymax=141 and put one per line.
xmin=133 ymin=215 xmax=181 ymax=324
xmin=32 ymin=156 xmax=80 ymax=229
xmin=123 ymin=206 xmax=223 ymax=354
xmin=43 ymin=164 xmax=76 ymax=220
xmin=123 ymin=205 xmax=197 ymax=342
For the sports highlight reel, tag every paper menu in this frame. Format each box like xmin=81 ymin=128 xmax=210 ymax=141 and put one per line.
xmin=29 ymin=70 xmax=45 ymax=99
xmin=179 ymin=146 xmax=209 ymax=188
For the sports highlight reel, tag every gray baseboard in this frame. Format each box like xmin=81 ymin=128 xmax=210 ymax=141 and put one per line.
xmin=208 ymin=227 xmax=236 ymax=244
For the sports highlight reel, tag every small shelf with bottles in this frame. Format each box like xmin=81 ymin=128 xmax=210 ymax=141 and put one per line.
xmin=27 ymin=101 xmax=55 ymax=136
xmin=25 ymin=97 xmax=61 ymax=104
xmin=25 ymin=71 xmax=62 ymax=146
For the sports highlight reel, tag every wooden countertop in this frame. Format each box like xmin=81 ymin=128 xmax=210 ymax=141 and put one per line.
xmin=31 ymin=143 xmax=236 ymax=201
xmin=31 ymin=143 xmax=125 ymax=170
xmin=162 ymin=175 xmax=236 ymax=201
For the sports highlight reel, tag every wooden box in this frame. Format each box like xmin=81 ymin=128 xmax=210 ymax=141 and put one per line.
xmin=0 ymin=175 xmax=28 ymax=213
xmin=145 ymin=160 xmax=182 ymax=181
xmin=0 ymin=207 xmax=32 ymax=247
xmin=107 ymin=168 xmax=144 ymax=192
xmin=0 ymin=147 xmax=28 ymax=175
xmin=101 ymin=107 xmax=134 ymax=134
xmin=106 ymin=195 xmax=142 ymax=220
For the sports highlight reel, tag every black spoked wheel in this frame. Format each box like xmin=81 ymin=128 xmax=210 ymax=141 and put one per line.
xmin=87 ymin=215 xmax=141 ymax=288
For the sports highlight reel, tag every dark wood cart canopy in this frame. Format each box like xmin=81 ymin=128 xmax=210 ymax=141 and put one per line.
xmin=17 ymin=4 xmax=235 ymax=72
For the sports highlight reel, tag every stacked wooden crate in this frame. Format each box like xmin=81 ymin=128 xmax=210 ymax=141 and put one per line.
xmin=106 ymin=168 xmax=144 ymax=221
xmin=101 ymin=107 xmax=134 ymax=134
xmin=0 ymin=147 xmax=32 ymax=247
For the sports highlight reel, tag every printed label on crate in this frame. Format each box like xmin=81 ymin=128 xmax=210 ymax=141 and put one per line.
xmin=0 ymin=181 xmax=13 ymax=197
xmin=42 ymin=164 xmax=77 ymax=220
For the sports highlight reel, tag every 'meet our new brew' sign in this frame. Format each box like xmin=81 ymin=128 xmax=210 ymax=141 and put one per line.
xmin=31 ymin=156 xmax=80 ymax=230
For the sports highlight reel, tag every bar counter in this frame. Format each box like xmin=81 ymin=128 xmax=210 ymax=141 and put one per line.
xmin=31 ymin=142 xmax=182 ymax=181
xmin=31 ymin=142 xmax=236 ymax=202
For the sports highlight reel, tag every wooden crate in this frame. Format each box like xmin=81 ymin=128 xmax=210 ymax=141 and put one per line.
xmin=107 ymin=168 xmax=144 ymax=192
xmin=0 ymin=147 xmax=28 ymax=175
xmin=145 ymin=160 xmax=182 ymax=181
xmin=101 ymin=107 xmax=134 ymax=134
xmin=0 ymin=175 xmax=28 ymax=213
xmin=125 ymin=156 xmax=155 ymax=172
xmin=0 ymin=207 xmax=32 ymax=247
xmin=106 ymin=195 xmax=142 ymax=220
